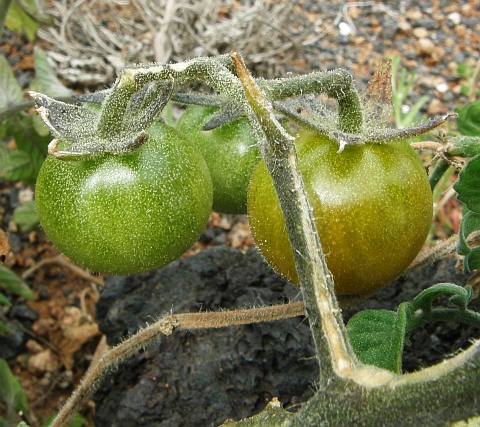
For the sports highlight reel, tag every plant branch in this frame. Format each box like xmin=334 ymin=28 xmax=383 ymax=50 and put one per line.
xmin=231 ymin=52 xmax=363 ymax=384
xmin=259 ymin=69 xmax=362 ymax=133
xmin=48 ymin=301 xmax=305 ymax=427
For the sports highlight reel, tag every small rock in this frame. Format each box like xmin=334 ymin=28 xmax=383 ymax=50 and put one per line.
xmin=415 ymin=38 xmax=436 ymax=56
xmin=25 ymin=339 xmax=43 ymax=354
xmin=28 ymin=348 xmax=60 ymax=375
xmin=397 ymin=17 xmax=412 ymax=33
xmin=10 ymin=303 xmax=39 ymax=322
xmin=436 ymin=82 xmax=449 ymax=93
xmin=406 ymin=9 xmax=423 ymax=22
xmin=447 ymin=12 xmax=462 ymax=25
xmin=338 ymin=22 xmax=353 ymax=37
xmin=427 ymin=98 xmax=448 ymax=115
xmin=413 ymin=27 xmax=429 ymax=38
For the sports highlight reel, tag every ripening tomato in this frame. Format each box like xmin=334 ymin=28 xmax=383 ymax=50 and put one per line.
xmin=247 ymin=130 xmax=433 ymax=296
xmin=35 ymin=122 xmax=213 ymax=275
xmin=176 ymin=105 xmax=259 ymax=214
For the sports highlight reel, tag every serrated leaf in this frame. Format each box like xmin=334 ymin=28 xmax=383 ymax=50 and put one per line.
xmin=4 ymin=1 xmax=38 ymax=42
xmin=29 ymin=47 xmax=72 ymax=98
xmin=449 ymin=136 xmax=480 ymax=158
xmin=0 ymin=358 xmax=29 ymax=423
xmin=0 ymin=55 xmax=23 ymax=113
xmin=347 ymin=303 xmax=411 ymax=373
xmin=456 ymin=100 xmax=480 ymax=136
xmin=454 ymin=155 xmax=480 ymax=213
xmin=0 ymin=264 xmax=34 ymax=299
xmin=12 ymin=200 xmax=38 ymax=232
xmin=413 ymin=283 xmax=471 ymax=311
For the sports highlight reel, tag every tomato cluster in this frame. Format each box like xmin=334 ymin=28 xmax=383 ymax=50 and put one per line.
xmin=37 ymin=104 xmax=432 ymax=295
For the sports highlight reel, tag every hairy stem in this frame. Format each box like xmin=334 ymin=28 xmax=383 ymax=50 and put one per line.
xmin=232 ymin=52 xmax=361 ymax=384
xmin=260 ymin=69 xmax=362 ymax=133
xmin=406 ymin=307 xmax=480 ymax=336
xmin=48 ymin=302 xmax=305 ymax=427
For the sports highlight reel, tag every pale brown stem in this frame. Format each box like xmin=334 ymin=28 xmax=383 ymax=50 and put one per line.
xmin=405 ymin=235 xmax=459 ymax=273
xmin=49 ymin=301 xmax=305 ymax=427
xmin=21 ymin=253 xmax=104 ymax=286
xmin=410 ymin=141 xmax=444 ymax=151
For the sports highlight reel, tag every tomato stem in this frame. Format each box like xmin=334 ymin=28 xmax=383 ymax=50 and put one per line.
xmin=231 ymin=52 xmax=365 ymax=382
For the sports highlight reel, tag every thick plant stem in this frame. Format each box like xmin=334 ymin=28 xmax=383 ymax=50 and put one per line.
xmin=231 ymin=52 xmax=363 ymax=384
xmin=285 ymin=340 xmax=480 ymax=426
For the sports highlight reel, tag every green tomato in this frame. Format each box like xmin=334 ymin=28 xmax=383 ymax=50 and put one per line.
xmin=176 ymin=105 xmax=259 ymax=214
xmin=35 ymin=122 xmax=213 ymax=275
xmin=248 ymin=130 xmax=433 ymax=296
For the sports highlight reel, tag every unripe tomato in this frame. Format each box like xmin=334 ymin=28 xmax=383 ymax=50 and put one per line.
xmin=176 ymin=105 xmax=259 ymax=214
xmin=248 ymin=130 xmax=433 ymax=296
xmin=35 ymin=122 xmax=213 ymax=275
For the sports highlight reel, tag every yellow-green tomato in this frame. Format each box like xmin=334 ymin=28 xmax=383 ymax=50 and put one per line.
xmin=35 ymin=122 xmax=213 ymax=275
xmin=176 ymin=105 xmax=259 ymax=214
xmin=247 ymin=130 xmax=433 ymax=296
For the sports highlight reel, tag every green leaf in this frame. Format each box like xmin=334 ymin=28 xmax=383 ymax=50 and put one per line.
xmin=0 ymin=264 xmax=34 ymax=299
xmin=456 ymin=100 xmax=480 ymax=136
xmin=413 ymin=283 xmax=472 ymax=311
xmin=4 ymin=1 xmax=38 ymax=42
xmin=30 ymin=47 xmax=72 ymax=98
xmin=449 ymin=136 xmax=480 ymax=158
xmin=0 ymin=318 xmax=11 ymax=336
xmin=347 ymin=303 xmax=411 ymax=373
xmin=12 ymin=200 xmax=38 ymax=232
xmin=0 ymin=293 xmax=12 ymax=306
xmin=0 ymin=358 xmax=29 ymax=424
xmin=464 ymin=247 xmax=480 ymax=274
xmin=17 ymin=423 xmax=31 ymax=427
xmin=0 ymin=55 xmax=23 ymax=114
xmin=454 ymin=155 xmax=480 ymax=213
xmin=3 ymin=116 xmax=49 ymax=185
xmin=457 ymin=210 xmax=480 ymax=256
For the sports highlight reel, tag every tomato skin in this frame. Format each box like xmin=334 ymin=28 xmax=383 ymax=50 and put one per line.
xmin=35 ymin=122 xmax=213 ymax=275
xmin=176 ymin=105 xmax=259 ymax=214
xmin=247 ymin=130 xmax=433 ymax=296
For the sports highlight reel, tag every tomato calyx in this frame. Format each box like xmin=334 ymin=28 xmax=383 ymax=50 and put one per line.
xmin=30 ymin=78 xmax=173 ymax=160
xmin=275 ymin=97 xmax=455 ymax=153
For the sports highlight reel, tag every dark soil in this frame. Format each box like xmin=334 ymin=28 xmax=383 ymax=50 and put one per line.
xmin=93 ymin=247 xmax=478 ymax=427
